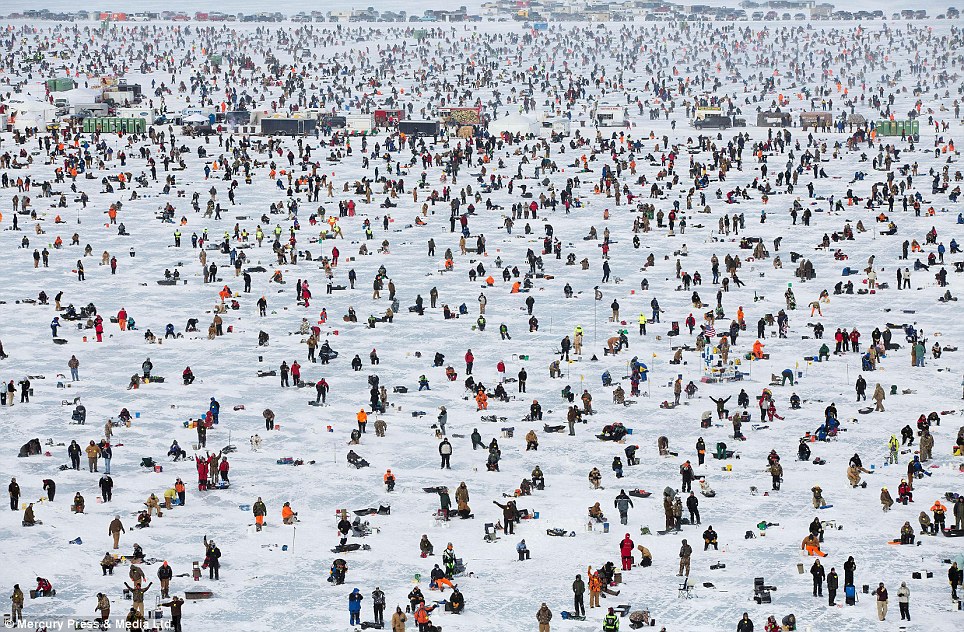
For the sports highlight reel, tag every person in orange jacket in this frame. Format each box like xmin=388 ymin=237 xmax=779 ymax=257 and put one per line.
xmin=475 ymin=389 xmax=488 ymax=411
xmin=281 ymin=502 xmax=298 ymax=525
xmin=753 ymin=340 xmax=765 ymax=359
xmin=587 ymin=569 xmax=602 ymax=608
xmin=932 ymin=500 xmax=947 ymax=532
xmin=383 ymin=469 xmax=395 ymax=492
xmin=356 ymin=409 xmax=368 ymax=433
xmin=117 ymin=307 xmax=127 ymax=331
xmin=414 ymin=603 xmax=435 ymax=630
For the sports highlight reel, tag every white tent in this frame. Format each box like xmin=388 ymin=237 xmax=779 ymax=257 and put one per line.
xmin=4 ymin=99 xmax=56 ymax=130
xmin=487 ymin=113 xmax=539 ymax=136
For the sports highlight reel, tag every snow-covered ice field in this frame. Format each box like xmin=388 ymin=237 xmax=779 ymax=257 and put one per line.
xmin=0 ymin=15 xmax=962 ymax=632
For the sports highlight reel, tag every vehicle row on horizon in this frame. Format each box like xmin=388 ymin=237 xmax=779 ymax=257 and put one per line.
xmin=4 ymin=6 xmax=961 ymax=24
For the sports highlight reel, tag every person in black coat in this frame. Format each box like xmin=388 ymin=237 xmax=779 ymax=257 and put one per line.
xmin=827 ymin=567 xmax=839 ymax=606
xmin=203 ymin=537 xmax=221 ymax=579
xmin=844 ymin=556 xmax=856 ymax=587
xmin=810 ymin=560 xmax=825 ymax=596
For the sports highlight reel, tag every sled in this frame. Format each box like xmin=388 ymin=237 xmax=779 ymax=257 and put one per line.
xmin=943 ymin=529 xmax=964 ymax=537
xmin=857 ymin=407 xmax=874 ymax=414
xmin=184 ymin=590 xmax=213 ymax=600
xmin=560 ymin=612 xmax=586 ymax=621
xmin=29 ymin=590 xmax=56 ymax=599
xmin=423 ymin=487 xmax=446 ymax=494
xmin=818 ymin=504 xmax=833 ymax=509
xmin=628 ymin=490 xmax=652 ymax=498
xmin=656 ymin=528 xmax=680 ymax=535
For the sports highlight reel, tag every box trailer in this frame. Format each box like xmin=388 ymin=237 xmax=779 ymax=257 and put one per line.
xmin=757 ymin=111 xmax=791 ymax=127
xmin=117 ymin=107 xmax=155 ymax=121
xmin=345 ymin=114 xmax=375 ymax=133
xmin=398 ymin=120 xmax=440 ymax=137
xmin=260 ymin=117 xmax=317 ymax=136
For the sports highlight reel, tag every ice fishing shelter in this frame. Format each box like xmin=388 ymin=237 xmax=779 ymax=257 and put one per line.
xmin=45 ymin=77 xmax=76 ymax=93
xmin=595 ymin=105 xmax=626 ymax=128
xmin=541 ymin=118 xmax=571 ymax=138
xmin=800 ymin=111 xmax=833 ymax=130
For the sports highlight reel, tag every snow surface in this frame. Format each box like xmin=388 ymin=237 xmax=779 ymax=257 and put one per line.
xmin=0 ymin=16 xmax=962 ymax=632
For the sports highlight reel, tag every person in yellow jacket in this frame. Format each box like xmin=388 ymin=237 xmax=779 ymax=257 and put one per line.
xmin=85 ymin=441 xmax=101 ymax=472
xmin=638 ymin=313 xmax=648 ymax=335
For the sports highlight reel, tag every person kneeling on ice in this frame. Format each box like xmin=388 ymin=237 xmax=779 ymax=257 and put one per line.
xmin=34 ymin=577 xmax=53 ymax=597
xmin=802 ymin=533 xmax=826 ymax=557
xmin=22 ymin=503 xmax=36 ymax=526
xmin=282 ymin=502 xmax=298 ymax=524
xmin=517 ymin=539 xmax=531 ymax=561
xmin=328 ymin=559 xmax=347 ymax=585
xmin=182 ymin=367 xmax=195 ymax=385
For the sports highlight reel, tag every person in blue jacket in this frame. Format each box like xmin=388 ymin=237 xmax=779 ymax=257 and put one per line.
xmin=348 ymin=588 xmax=363 ymax=625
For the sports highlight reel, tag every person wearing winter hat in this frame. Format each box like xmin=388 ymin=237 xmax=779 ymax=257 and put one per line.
xmin=348 ymin=587 xmax=363 ymax=625
xmin=897 ymin=581 xmax=910 ymax=620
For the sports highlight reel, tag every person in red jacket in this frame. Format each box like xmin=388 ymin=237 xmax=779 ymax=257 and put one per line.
xmin=620 ymin=534 xmax=635 ymax=571
xmin=465 ymin=349 xmax=474 ymax=375
xmin=218 ymin=458 xmax=230 ymax=484
xmin=196 ymin=459 xmax=208 ymax=491
xmin=117 ymin=308 xmax=128 ymax=331
xmin=291 ymin=361 xmax=301 ymax=385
